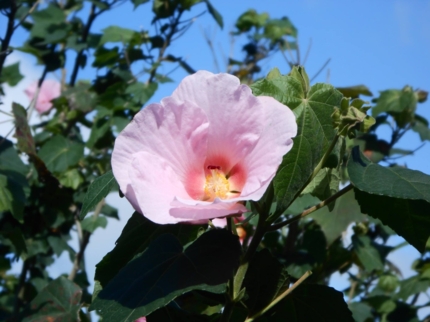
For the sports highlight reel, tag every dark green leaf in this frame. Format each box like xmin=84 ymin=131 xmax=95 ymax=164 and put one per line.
xmin=0 ymin=172 xmax=26 ymax=221
xmin=348 ymin=302 xmax=373 ymax=322
xmin=252 ymin=67 xmax=343 ymax=209
xmin=302 ymin=168 xmax=339 ymax=210
xmin=204 ymin=0 xmax=223 ymax=28
xmin=23 ymin=276 xmax=82 ymax=322
xmin=91 ymin=229 xmax=241 ymax=321
xmin=396 ymin=275 xmax=430 ymax=300
xmin=0 ymin=62 xmax=23 ymax=86
xmin=348 ymin=146 xmax=430 ymax=203
xmin=269 ymin=284 xmax=354 ymax=321
xmin=100 ymin=204 xmax=119 ymax=219
xmin=38 ymin=135 xmax=84 ymax=173
xmin=125 ymin=82 xmax=158 ymax=105
xmin=95 ymin=212 xmax=202 ymax=287
xmin=365 ymin=295 xmax=396 ymax=315
xmin=80 ymin=170 xmax=116 ymax=220
xmin=310 ymin=190 xmax=366 ymax=245
xmin=132 ymin=0 xmax=149 ymax=8
xmin=1 ymin=227 xmax=27 ymax=258
xmin=0 ymin=138 xmax=28 ymax=174
xmin=355 ymin=188 xmax=430 ymax=253
xmin=243 ymin=249 xmax=288 ymax=315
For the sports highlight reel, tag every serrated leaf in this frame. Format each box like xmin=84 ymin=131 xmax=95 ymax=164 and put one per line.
xmin=309 ymin=189 xmax=366 ymax=245
xmin=91 ymin=229 xmax=241 ymax=321
xmin=95 ymin=212 xmax=202 ymax=287
xmin=348 ymin=146 xmax=430 ymax=203
xmin=80 ymin=170 xmax=116 ymax=220
xmin=38 ymin=135 xmax=84 ymax=173
xmin=23 ymin=276 xmax=82 ymax=322
xmin=204 ymin=0 xmax=223 ymax=28
xmin=354 ymin=188 xmax=430 ymax=253
xmin=302 ymin=168 xmax=339 ymax=210
xmin=0 ymin=62 xmax=23 ymax=86
xmin=252 ymin=67 xmax=343 ymax=209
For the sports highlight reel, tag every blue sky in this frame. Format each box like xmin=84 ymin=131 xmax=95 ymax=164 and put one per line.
xmin=1 ymin=0 xmax=430 ymax=319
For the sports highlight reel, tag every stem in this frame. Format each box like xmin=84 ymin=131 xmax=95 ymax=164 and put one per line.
xmin=13 ymin=259 xmax=30 ymax=318
xmin=68 ymin=199 xmax=104 ymax=280
xmin=0 ymin=0 xmax=17 ymax=77
xmin=269 ymin=184 xmax=353 ymax=231
xmin=245 ymin=271 xmax=313 ymax=321
xmin=69 ymin=4 xmax=99 ymax=86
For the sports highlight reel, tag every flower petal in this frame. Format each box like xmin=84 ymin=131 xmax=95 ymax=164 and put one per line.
xmin=171 ymin=71 xmax=265 ymax=172
xmin=130 ymin=151 xmax=188 ymax=224
xmin=239 ymin=95 xmax=297 ymax=199
xmin=112 ymin=99 xmax=210 ymax=209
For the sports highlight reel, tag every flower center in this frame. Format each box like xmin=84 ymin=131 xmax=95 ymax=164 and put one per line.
xmin=204 ymin=165 xmax=230 ymax=200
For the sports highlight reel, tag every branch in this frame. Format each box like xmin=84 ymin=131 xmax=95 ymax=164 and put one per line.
xmin=69 ymin=4 xmax=100 ymax=86
xmin=269 ymin=184 xmax=353 ymax=231
xmin=0 ymin=0 xmax=17 ymax=77
xmin=13 ymin=259 xmax=30 ymax=319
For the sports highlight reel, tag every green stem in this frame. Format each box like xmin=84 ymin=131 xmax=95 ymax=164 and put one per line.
xmin=245 ymin=271 xmax=313 ymax=322
xmin=269 ymin=184 xmax=353 ymax=231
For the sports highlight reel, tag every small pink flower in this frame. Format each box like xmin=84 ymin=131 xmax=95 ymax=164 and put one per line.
xmin=112 ymin=71 xmax=297 ymax=224
xmin=24 ymin=79 xmax=61 ymax=114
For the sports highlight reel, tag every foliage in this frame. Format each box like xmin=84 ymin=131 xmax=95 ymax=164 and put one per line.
xmin=0 ymin=2 xmax=429 ymax=322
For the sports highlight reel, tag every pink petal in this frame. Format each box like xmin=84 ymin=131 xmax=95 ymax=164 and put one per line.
xmin=238 ymin=95 xmax=297 ymax=199
xmin=134 ymin=318 xmax=146 ymax=322
xmin=171 ymin=71 xmax=265 ymax=174
xmin=112 ymin=100 xmax=210 ymax=216
xmin=130 ymin=151 xmax=189 ymax=224
xmin=24 ymin=79 xmax=61 ymax=114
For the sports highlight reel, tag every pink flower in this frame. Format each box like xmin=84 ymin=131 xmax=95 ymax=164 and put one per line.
xmin=112 ymin=71 xmax=297 ymax=224
xmin=24 ymin=79 xmax=61 ymax=114
xmin=134 ymin=318 xmax=146 ymax=322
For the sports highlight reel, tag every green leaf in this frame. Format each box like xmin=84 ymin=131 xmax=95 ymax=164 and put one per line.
xmin=365 ymin=295 xmax=396 ymax=315
xmin=336 ymin=85 xmax=373 ymax=99
xmin=355 ymin=189 xmax=430 ymax=253
xmin=0 ymin=138 xmax=28 ymax=174
xmin=412 ymin=114 xmax=430 ymax=141
xmin=131 ymin=0 xmax=149 ymax=9
xmin=269 ymin=284 xmax=354 ymax=321
xmin=352 ymin=235 xmax=392 ymax=271
xmin=302 ymin=168 xmax=339 ymax=210
xmin=31 ymin=4 xmax=66 ymax=25
xmin=100 ymin=204 xmax=119 ymax=219
xmin=204 ymin=0 xmax=223 ymax=28
xmin=23 ymin=276 xmax=82 ymax=322
xmin=0 ymin=172 xmax=26 ymax=221
xmin=372 ymin=87 xmax=417 ymax=117
xmin=94 ymin=212 xmax=202 ymax=287
xmin=310 ymin=190 xmax=366 ymax=245
xmin=1 ymin=227 xmax=27 ymax=258
xmin=81 ymin=215 xmax=108 ymax=233
xmin=38 ymin=135 xmax=84 ymax=173
xmin=252 ymin=67 xmax=343 ymax=209
xmin=59 ymin=169 xmax=83 ymax=189
xmin=125 ymin=82 xmax=158 ymax=105
xmin=0 ymin=62 xmax=23 ymax=86
xmin=12 ymin=103 xmax=36 ymax=155
xmin=396 ymin=275 xmax=430 ymax=300
xmin=348 ymin=302 xmax=373 ymax=322
xmin=100 ymin=26 xmax=138 ymax=45
xmin=348 ymin=146 xmax=430 ymax=203
xmin=243 ymin=249 xmax=288 ymax=315
xmin=80 ymin=170 xmax=116 ymax=220
xmin=91 ymin=229 xmax=241 ymax=321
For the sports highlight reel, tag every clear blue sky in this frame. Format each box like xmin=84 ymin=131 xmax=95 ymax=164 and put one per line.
xmin=2 ymin=0 xmax=430 ymax=318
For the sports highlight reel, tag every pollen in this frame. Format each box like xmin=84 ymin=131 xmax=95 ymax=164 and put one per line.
xmin=204 ymin=167 xmax=230 ymax=200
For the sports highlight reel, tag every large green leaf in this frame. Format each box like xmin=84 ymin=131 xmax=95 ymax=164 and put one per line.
xmin=80 ymin=170 xmax=116 ymax=220
xmin=267 ymin=284 xmax=354 ymax=321
xmin=243 ymin=249 xmax=288 ymax=315
xmin=23 ymin=276 xmax=82 ymax=322
xmin=95 ymin=212 xmax=201 ymax=287
xmin=348 ymin=146 xmax=430 ymax=203
xmin=91 ymin=229 xmax=241 ymax=321
xmin=354 ymin=189 xmax=430 ymax=253
xmin=309 ymin=190 xmax=366 ymax=245
xmin=38 ymin=135 xmax=84 ymax=173
xmin=251 ymin=67 xmax=343 ymax=209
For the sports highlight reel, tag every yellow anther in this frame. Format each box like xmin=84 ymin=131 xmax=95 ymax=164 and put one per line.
xmin=204 ymin=168 xmax=230 ymax=200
